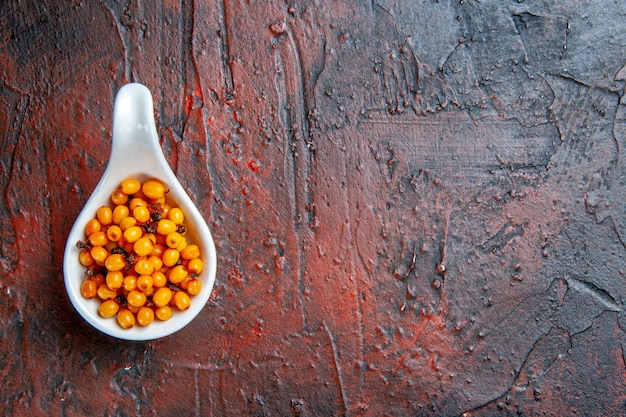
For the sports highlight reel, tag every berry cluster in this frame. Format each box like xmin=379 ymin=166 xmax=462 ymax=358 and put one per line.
xmin=77 ymin=178 xmax=203 ymax=329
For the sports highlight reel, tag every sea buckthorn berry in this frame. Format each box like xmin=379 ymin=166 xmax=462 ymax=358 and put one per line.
xmin=89 ymin=230 xmax=109 ymax=247
xmin=176 ymin=238 xmax=187 ymax=252
xmin=144 ymin=233 xmax=157 ymax=244
xmin=98 ymin=300 xmax=120 ymax=318
xmin=152 ymin=271 xmax=167 ymax=288
xmin=129 ymin=197 xmax=148 ymax=211
xmin=168 ymin=207 xmax=184 ymax=225
xmin=148 ymin=255 xmax=163 ymax=272
xmin=174 ymin=291 xmax=191 ymax=311
xmin=117 ymin=309 xmax=136 ymax=329
xmin=137 ymin=307 xmax=154 ymax=326
xmin=123 ymin=225 xmax=143 ymax=243
xmin=187 ymin=258 xmax=203 ymax=274
xmin=127 ymin=305 xmax=140 ymax=314
xmin=149 ymin=197 xmax=166 ymax=205
xmin=111 ymin=188 xmax=128 ymax=205
xmin=105 ymin=241 xmax=118 ymax=253
xmin=120 ymin=178 xmax=141 ymax=195
xmin=97 ymin=206 xmax=113 ymax=226
xmin=119 ymin=216 xmax=137 ymax=231
xmin=105 ymin=253 xmax=126 ymax=272
xmin=134 ymin=259 xmax=154 ymax=276
xmin=106 ymin=225 xmax=123 ymax=242
xmin=81 ymin=279 xmax=97 ymax=299
xmin=97 ymin=284 xmax=117 ymax=300
xmin=161 ymin=203 xmax=171 ymax=219
xmin=178 ymin=276 xmax=189 ymax=290
xmin=165 ymin=232 xmax=183 ymax=249
xmin=152 ymin=287 xmax=173 ymax=307
xmin=90 ymin=246 xmax=108 ymax=265
xmin=127 ymin=290 xmax=147 ymax=307
xmin=155 ymin=306 xmax=172 ymax=321
xmin=133 ymin=205 xmax=151 ymax=223
xmin=186 ymin=279 xmax=202 ymax=296
xmin=92 ymin=274 xmax=105 ymax=287
xmin=79 ymin=249 xmax=94 ymax=267
xmin=168 ymin=265 xmax=188 ymax=284
xmin=150 ymin=244 xmax=166 ymax=257
xmin=85 ymin=219 xmax=101 ymax=236
xmin=142 ymin=179 xmax=166 ymax=199
xmin=123 ymin=241 xmax=134 ymax=254
xmin=133 ymin=236 xmax=154 ymax=257
xmin=181 ymin=244 xmax=200 ymax=260
xmin=136 ymin=275 xmax=154 ymax=292
xmin=162 ymin=248 xmax=180 ymax=267
xmin=156 ymin=219 xmax=176 ymax=235
xmin=123 ymin=275 xmax=137 ymax=291
xmin=112 ymin=205 xmax=130 ymax=225
xmin=106 ymin=270 xmax=124 ymax=290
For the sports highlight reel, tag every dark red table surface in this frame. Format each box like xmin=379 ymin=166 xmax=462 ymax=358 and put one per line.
xmin=2 ymin=1 xmax=625 ymax=416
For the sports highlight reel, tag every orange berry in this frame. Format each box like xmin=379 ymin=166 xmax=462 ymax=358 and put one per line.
xmin=104 ymin=253 xmax=126 ymax=272
xmin=136 ymin=307 xmax=154 ymax=326
xmin=156 ymin=219 xmax=176 ymax=235
xmin=106 ymin=270 xmax=124 ymax=290
xmin=97 ymin=284 xmax=117 ymax=300
xmin=106 ymin=225 xmax=123 ymax=241
xmin=119 ymin=216 xmax=137 ymax=231
xmin=129 ymin=197 xmax=148 ymax=211
xmin=81 ymin=279 xmax=97 ymax=299
xmin=165 ymin=232 xmax=183 ymax=249
xmin=152 ymin=287 xmax=173 ymax=307
xmin=90 ymin=246 xmax=108 ymax=265
xmin=133 ymin=205 xmax=150 ymax=223
xmin=79 ymin=249 xmax=94 ymax=267
xmin=120 ymin=178 xmax=141 ymax=195
xmin=98 ymin=299 xmax=120 ymax=318
xmin=85 ymin=218 xmax=101 ymax=236
xmin=162 ymin=248 xmax=180 ymax=267
xmin=133 ymin=236 xmax=154 ymax=257
xmin=136 ymin=275 xmax=153 ymax=292
xmin=174 ymin=291 xmax=191 ymax=311
xmin=112 ymin=205 xmax=130 ymax=225
xmin=155 ymin=306 xmax=172 ymax=321
xmin=186 ymin=279 xmax=202 ymax=296
xmin=134 ymin=258 xmax=154 ymax=276
xmin=111 ymin=188 xmax=128 ymax=205
xmin=123 ymin=275 xmax=137 ymax=291
xmin=187 ymin=258 xmax=203 ymax=275
xmin=181 ymin=244 xmax=200 ymax=260
xmin=142 ymin=179 xmax=166 ymax=199
xmin=126 ymin=290 xmax=147 ymax=307
xmin=89 ymin=230 xmax=109 ymax=247
xmin=117 ymin=309 xmax=136 ymax=329
xmin=168 ymin=265 xmax=188 ymax=284
xmin=152 ymin=271 xmax=167 ymax=288
xmin=123 ymin=226 xmax=143 ymax=243
xmin=168 ymin=207 xmax=184 ymax=225
xmin=97 ymin=206 xmax=113 ymax=226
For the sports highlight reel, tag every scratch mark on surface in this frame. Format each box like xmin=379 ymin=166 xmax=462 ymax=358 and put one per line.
xmin=99 ymin=0 xmax=130 ymax=81
xmin=563 ymin=275 xmax=622 ymax=312
xmin=323 ymin=321 xmax=348 ymax=416
xmin=1 ymin=92 xmax=28 ymax=273
xmin=273 ymin=21 xmax=316 ymax=330
xmin=217 ymin=0 xmax=235 ymax=103
xmin=480 ymin=221 xmax=525 ymax=253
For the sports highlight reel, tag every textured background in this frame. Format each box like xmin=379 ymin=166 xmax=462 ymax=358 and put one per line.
xmin=1 ymin=1 xmax=626 ymax=416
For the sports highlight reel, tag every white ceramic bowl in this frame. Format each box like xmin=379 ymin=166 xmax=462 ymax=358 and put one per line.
xmin=63 ymin=83 xmax=216 ymax=341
